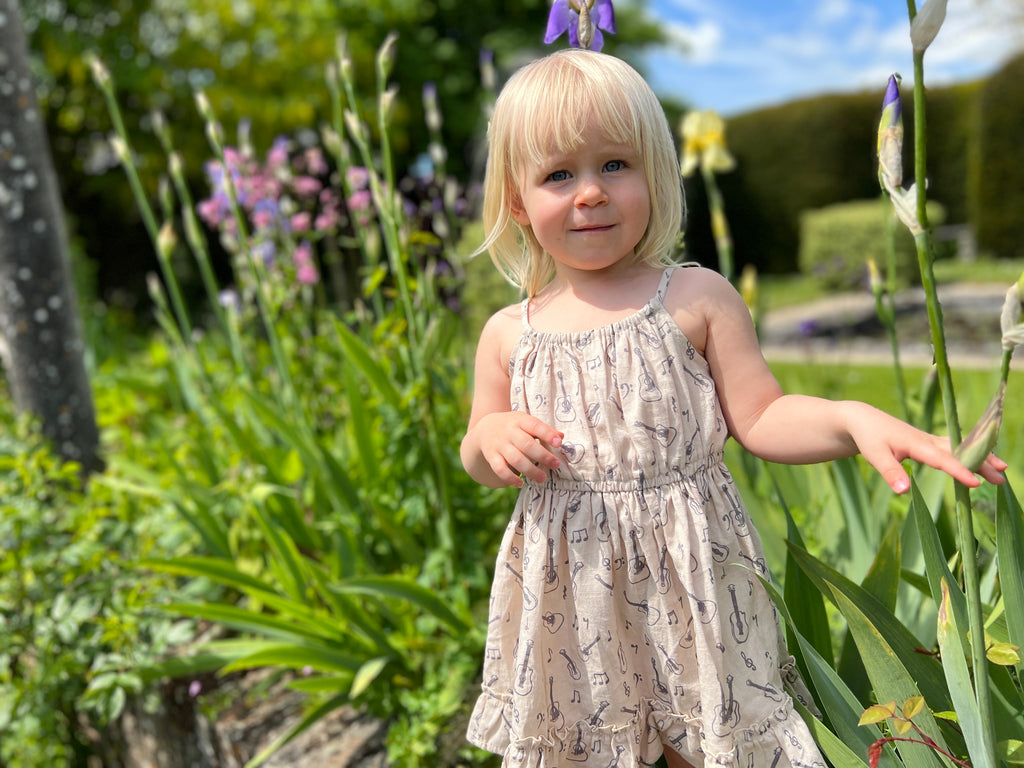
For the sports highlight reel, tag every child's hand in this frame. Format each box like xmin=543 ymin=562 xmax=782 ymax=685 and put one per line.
xmin=849 ymin=408 xmax=1008 ymax=493
xmin=473 ymin=412 xmax=564 ymax=488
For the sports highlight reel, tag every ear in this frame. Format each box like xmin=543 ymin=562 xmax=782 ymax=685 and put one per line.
xmin=509 ymin=190 xmax=530 ymax=226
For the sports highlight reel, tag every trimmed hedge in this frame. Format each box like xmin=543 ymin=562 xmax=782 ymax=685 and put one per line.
xmin=681 ymin=53 xmax=1024 ymax=274
xmin=971 ymin=54 xmax=1024 ymax=259
xmin=798 ymin=198 xmax=946 ymax=290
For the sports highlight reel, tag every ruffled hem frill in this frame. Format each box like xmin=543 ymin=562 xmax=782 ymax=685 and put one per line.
xmin=467 ymin=685 xmax=826 ymax=768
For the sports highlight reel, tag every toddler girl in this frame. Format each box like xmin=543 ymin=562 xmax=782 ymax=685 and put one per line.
xmin=460 ymin=48 xmax=1005 ymax=768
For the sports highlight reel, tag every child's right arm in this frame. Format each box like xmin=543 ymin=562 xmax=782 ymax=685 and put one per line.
xmin=460 ymin=309 xmax=564 ymax=489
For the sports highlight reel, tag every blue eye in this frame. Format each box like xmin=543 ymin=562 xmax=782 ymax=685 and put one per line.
xmin=547 ymin=170 xmax=570 ymax=182
xmin=604 ymin=160 xmax=625 ymax=172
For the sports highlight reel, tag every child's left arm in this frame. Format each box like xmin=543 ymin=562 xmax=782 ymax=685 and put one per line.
xmin=695 ymin=271 xmax=1007 ymax=493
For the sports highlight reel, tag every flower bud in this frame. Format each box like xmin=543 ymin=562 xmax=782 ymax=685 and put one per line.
xmin=376 ymin=32 xmax=399 ymax=82
xmin=1000 ymin=283 xmax=1024 ymax=351
xmin=379 ymin=85 xmax=399 ymax=125
xmin=877 ymin=75 xmax=903 ymax=189
xmin=577 ymin=0 xmax=595 ymax=50
xmin=479 ymin=49 xmax=496 ymax=92
xmin=954 ymin=380 xmax=1005 ymax=472
xmin=87 ymin=54 xmax=112 ymax=90
xmin=157 ymin=221 xmax=177 ymax=258
xmin=911 ymin=0 xmax=948 ymax=53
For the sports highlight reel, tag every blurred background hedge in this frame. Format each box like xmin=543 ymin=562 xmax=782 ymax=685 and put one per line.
xmin=683 ymin=51 xmax=1024 ymax=275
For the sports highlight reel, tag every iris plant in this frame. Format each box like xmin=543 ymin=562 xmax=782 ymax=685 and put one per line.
xmin=545 ymin=0 xmax=616 ymax=51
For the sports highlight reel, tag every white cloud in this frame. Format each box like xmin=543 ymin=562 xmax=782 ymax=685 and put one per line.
xmin=661 ymin=19 xmax=723 ymax=64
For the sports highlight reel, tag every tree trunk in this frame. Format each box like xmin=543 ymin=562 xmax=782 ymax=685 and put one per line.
xmin=0 ymin=0 xmax=101 ymax=472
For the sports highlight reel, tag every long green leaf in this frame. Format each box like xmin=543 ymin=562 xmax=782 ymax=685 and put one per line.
xmin=165 ymin=602 xmax=341 ymax=645
xmin=937 ymin=579 xmax=994 ymax=768
xmin=251 ymin=495 xmax=310 ymax=604
xmin=787 ymin=542 xmax=953 ymax=711
xmin=331 ymin=575 xmax=468 ymax=631
xmin=139 ymin=556 xmax=275 ymax=594
xmin=996 ymin=480 xmax=1024 ymax=674
xmin=219 ymin=644 xmax=369 ymax=675
xmin=778 ymin=484 xmax=834 ymax=666
xmin=762 ymin=578 xmax=894 ymax=768
xmin=244 ymin=691 xmax=350 ymax=768
xmin=829 ymin=456 xmax=876 ymax=576
xmin=794 ymin=699 xmax=870 ymax=768
xmin=332 ymin=316 xmax=402 ymax=411
xmin=830 ymin=588 xmax=952 ymax=768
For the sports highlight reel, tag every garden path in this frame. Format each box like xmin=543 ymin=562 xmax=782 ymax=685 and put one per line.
xmin=758 ymin=282 xmax=1021 ymax=371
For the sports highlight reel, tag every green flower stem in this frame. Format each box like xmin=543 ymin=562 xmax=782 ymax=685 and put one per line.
xmin=701 ymin=166 xmax=734 ymax=283
xmin=883 ymin=213 xmax=911 ymax=422
xmin=90 ymin=59 xmax=193 ymax=344
xmin=906 ymin=20 xmax=998 ymax=761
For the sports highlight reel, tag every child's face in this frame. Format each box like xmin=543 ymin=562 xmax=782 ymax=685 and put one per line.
xmin=511 ymin=117 xmax=650 ymax=277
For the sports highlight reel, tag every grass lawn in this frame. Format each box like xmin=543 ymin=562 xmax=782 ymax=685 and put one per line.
xmin=758 ymin=256 xmax=1024 ymax=310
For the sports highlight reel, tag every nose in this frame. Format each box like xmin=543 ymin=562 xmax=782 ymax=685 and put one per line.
xmin=574 ymin=175 xmax=608 ymax=207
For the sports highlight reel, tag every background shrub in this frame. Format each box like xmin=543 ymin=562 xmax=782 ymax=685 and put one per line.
xmin=798 ymin=198 xmax=946 ymax=290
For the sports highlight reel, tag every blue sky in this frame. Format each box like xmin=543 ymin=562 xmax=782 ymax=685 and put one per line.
xmin=636 ymin=0 xmax=1024 ymax=115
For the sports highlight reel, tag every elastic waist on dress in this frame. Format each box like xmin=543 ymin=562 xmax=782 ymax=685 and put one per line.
xmin=525 ymin=450 xmax=725 ymax=493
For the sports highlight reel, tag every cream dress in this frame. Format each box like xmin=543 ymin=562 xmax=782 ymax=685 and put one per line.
xmin=468 ymin=267 xmax=826 ymax=767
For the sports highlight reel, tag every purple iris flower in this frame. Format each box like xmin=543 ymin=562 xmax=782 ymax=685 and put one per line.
xmin=545 ymin=0 xmax=616 ymax=51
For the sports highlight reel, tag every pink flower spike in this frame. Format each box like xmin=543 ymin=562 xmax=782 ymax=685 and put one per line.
xmin=297 ymin=264 xmax=319 ymax=285
xmin=346 ymin=166 xmax=370 ymax=190
xmin=292 ymin=175 xmax=323 ymax=197
xmin=290 ymin=211 xmax=312 ymax=232
xmin=188 ymin=680 xmax=202 ymax=698
xmin=294 ymin=241 xmax=313 ymax=264
xmin=304 ymin=147 xmax=327 ymax=176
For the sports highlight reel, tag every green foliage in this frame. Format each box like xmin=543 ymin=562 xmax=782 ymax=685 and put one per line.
xmin=798 ymin=199 xmax=945 ymax=290
xmin=0 ymin=411 xmax=196 ymax=767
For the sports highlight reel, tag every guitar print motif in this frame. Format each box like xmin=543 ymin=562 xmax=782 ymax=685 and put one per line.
xmin=566 ymin=722 xmax=590 ymax=762
xmin=635 ymin=353 xmax=663 ymax=402
xmin=559 ymin=648 xmax=583 ymax=681
xmin=745 ymin=678 xmax=785 ymax=703
xmin=712 ymin=673 xmax=741 ymax=736
xmin=682 ymin=363 xmax=714 ymax=394
xmin=543 ymin=537 xmax=560 ymax=593
xmin=634 ymin=419 xmax=678 ymax=447
xmin=503 ymin=562 xmax=538 ymax=611
xmin=513 ymin=639 xmax=535 ymax=695
xmin=555 ymin=370 xmax=577 ymax=422
xmin=728 ymin=583 xmax=750 ymax=643
xmin=627 ymin=528 xmax=652 ymax=583
xmin=547 ymin=676 xmax=565 ymax=731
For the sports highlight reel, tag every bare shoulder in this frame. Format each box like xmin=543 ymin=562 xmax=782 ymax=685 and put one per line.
xmin=477 ymin=302 xmax=524 ymax=370
xmin=661 ymin=265 xmax=743 ymax=354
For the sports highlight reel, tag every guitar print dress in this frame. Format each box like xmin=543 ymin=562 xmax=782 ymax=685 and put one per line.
xmin=467 ymin=267 xmax=826 ymax=767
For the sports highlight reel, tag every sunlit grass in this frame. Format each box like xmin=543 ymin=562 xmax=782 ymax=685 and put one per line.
xmin=758 ymin=256 xmax=1024 ymax=310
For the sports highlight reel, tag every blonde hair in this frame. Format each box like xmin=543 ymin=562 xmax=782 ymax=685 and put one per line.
xmin=479 ymin=49 xmax=684 ymax=297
